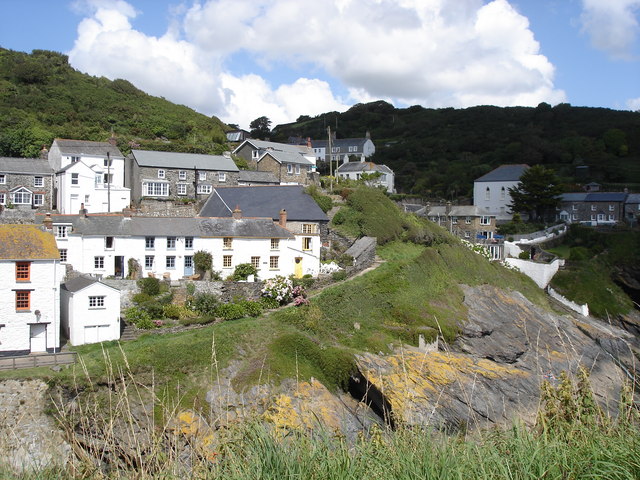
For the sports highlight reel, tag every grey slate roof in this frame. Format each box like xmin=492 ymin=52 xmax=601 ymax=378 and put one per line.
xmin=425 ymin=205 xmax=492 ymax=217
xmin=54 ymin=139 xmax=124 ymax=158
xmin=0 ymin=157 xmax=54 ymax=174
xmin=61 ymin=276 xmax=119 ymax=293
xmin=337 ymin=161 xmax=393 ymax=174
xmin=238 ymin=170 xmax=279 ymax=184
xmin=475 ymin=164 xmax=529 ymax=182
xmin=625 ymin=193 xmax=640 ymax=204
xmin=234 ymin=139 xmax=314 ymax=156
xmin=560 ymin=193 xmax=588 ymax=202
xmin=36 ymin=214 xmax=294 ymax=239
xmin=131 ymin=150 xmax=239 ymax=172
xmin=312 ymin=138 xmax=368 ymax=149
xmin=585 ymin=192 xmax=628 ymax=202
xmin=199 ymin=185 xmax=329 ymax=222
xmin=260 ymin=150 xmax=313 ymax=165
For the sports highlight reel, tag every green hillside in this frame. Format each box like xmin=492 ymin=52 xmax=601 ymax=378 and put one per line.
xmin=0 ymin=48 xmax=229 ymax=157
xmin=272 ymin=101 xmax=640 ymax=198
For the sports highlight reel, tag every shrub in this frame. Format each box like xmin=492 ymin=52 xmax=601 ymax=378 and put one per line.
xmin=163 ymin=304 xmax=197 ymax=321
xmin=137 ymin=277 xmax=160 ymax=296
xmin=236 ymin=300 xmax=263 ymax=317
xmin=179 ymin=315 xmax=216 ymax=326
xmin=188 ymin=293 xmax=219 ymax=315
xmin=292 ymin=275 xmax=315 ymax=289
xmin=305 ymin=185 xmax=333 ymax=213
xmin=518 ymin=251 xmax=531 ymax=260
xmin=193 ymin=250 xmax=212 ymax=276
xmin=186 ymin=282 xmax=196 ymax=296
xmin=332 ymin=271 xmax=347 ymax=282
xmin=337 ymin=253 xmax=354 ymax=268
xmin=260 ymin=297 xmax=281 ymax=309
xmin=132 ymin=292 xmax=153 ymax=305
xmin=233 ymin=263 xmax=257 ymax=281
xmin=138 ymin=300 xmax=165 ymax=319
xmin=216 ymin=302 xmax=249 ymax=320
xmin=124 ymin=306 xmax=154 ymax=329
xmin=569 ymin=246 xmax=592 ymax=261
xmin=261 ymin=275 xmax=294 ymax=305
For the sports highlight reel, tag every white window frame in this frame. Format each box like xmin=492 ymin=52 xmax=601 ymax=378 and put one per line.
xmin=71 ymin=173 xmax=79 ymax=185
xmin=158 ymin=169 xmax=166 ymax=179
xmin=89 ymin=296 xmax=105 ymax=308
xmin=608 ymin=205 xmax=614 ymax=211
xmin=10 ymin=188 xmax=32 ymax=205
xmin=199 ymin=171 xmax=207 ymax=181
xmin=197 ymin=184 xmax=212 ymax=195
xmin=287 ymin=164 xmax=293 ymax=174
xmin=295 ymin=164 xmax=301 ymax=175
xmin=0 ymin=193 xmax=4 ymax=205
xmin=177 ymin=183 xmax=187 ymax=195
xmin=94 ymin=256 xmax=105 ymax=269
xmin=166 ymin=256 xmax=176 ymax=269
xmin=179 ymin=170 xmax=187 ymax=180
xmin=145 ymin=236 xmax=155 ymax=249
xmin=33 ymin=176 xmax=44 ymax=187
xmin=143 ymin=182 xmax=169 ymax=196
xmin=56 ymin=225 xmax=69 ymax=238
xmin=167 ymin=237 xmax=176 ymax=249
xmin=218 ymin=172 xmax=226 ymax=182
xmin=59 ymin=248 xmax=68 ymax=262
xmin=480 ymin=216 xmax=491 ymax=226
xmin=145 ymin=255 xmax=154 ymax=269
xmin=185 ymin=237 xmax=194 ymax=249
xmin=0 ymin=174 xmax=5 ymax=184
xmin=33 ymin=194 xmax=44 ymax=206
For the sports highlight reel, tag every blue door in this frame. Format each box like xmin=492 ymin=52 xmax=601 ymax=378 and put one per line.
xmin=184 ymin=256 xmax=194 ymax=276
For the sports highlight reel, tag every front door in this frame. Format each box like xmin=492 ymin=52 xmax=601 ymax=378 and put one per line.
xmin=184 ymin=256 xmax=194 ymax=276
xmin=30 ymin=324 xmax=47 ymax=353
xmin=114 ymin=256 xmax=124 ymax=278
xmin=294 ymin=257 xmax=303 ymax=278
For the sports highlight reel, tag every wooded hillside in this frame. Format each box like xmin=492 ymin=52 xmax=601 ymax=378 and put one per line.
xmin=272 ymin=100 xmax=640 ymax=198
xmin=0 ymin=48 xmax=229 ymax=157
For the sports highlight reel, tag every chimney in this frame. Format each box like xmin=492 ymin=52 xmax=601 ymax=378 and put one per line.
xmin=108 ymin=130 xmax=117 ymax=146
xmin=365 ymin=130 xmax=371 ymax=139
xmin=40 ymin=145 xmax=49 ymax=160
xmin=279 ymin=208 xmax=287 ymax=227
xmin=445 ymin=201 xmax=452 ymax=216
xmin=79 ymin=203 xmax=88 ymax=218
xmin=43 ymin=213 xmax=53 ymax=230
xmin=306 ymin=137 xmax=312 ymax=148
xmin=123 ymin=206 xmax=133 ymax=218
xmin=232 ymin=205 xmax=242 ymax=219
xmin=223 ymin=151 xmax=231 ymax=158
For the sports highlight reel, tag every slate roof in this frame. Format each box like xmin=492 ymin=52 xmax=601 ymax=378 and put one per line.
xmin=475 ymin=164 xmax=529 ymax=182
xmin=53 ymin=139 xmax=124 ymax=158
xmin=61 ymin=275 xmax=120 ymax=293
xmin=36 ymin=214 xmax=294 ymax=239
xmin=259 ymin=150 xmax=313 ymax=165
xmin=560 ymin=193 xmax=588 ymax=202
xmin=425 ymin=205 xmax=493 ymax=217
xmin=625 ymin=193 xmax=640 ymax=204
xmin=0 ymin=225 xmax=59 ymax=260
xmin=560 ymin=192 xmax=628 ymax=202
xmin=337 ymin=161 xmax=393 ymax=174
xmin=131 ymin=150 xmax=239 ymax=172
xmin=0 ymin=157 xmax=54 ymax=175
xmin=199 ymin=185 xmax=329 ymax=222
xmin=311 ymin=138 xmax=369 ymax=149
xmin=234 ymin=139 xmax=314 ymax=156
xmin=238 ymin=170 xmax=279 ymax=184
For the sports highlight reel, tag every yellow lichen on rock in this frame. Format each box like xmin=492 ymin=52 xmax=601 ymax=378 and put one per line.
xmin=171 ymin=410 xmax=218 ymax=461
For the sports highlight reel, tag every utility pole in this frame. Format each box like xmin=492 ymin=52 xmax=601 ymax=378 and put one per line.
xmin=107 ymin=152 xmax=111 ymax=213
xmin=327 ymin=126 xmax=333 ymax=191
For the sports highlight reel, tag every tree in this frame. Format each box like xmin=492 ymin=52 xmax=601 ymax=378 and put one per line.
xmin=508 ymin=165 xmax=563 ymax=222
xmin=249 ymin=116 xmax=271 ymax=139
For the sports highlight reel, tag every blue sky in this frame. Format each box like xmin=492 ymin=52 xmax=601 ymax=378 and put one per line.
xmin=1 ymin=0 xmax=638 ymax=129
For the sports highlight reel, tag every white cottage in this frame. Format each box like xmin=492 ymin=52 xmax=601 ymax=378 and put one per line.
xmin=473 ymin=164 xmax=529 ymax=221
xmin=0 ymin=224 xmax=64 ymax=356
xmin=49 ymin=139 xmax=131 ymax=214
xmin=61 ymin=276 xmax=121 ymax=346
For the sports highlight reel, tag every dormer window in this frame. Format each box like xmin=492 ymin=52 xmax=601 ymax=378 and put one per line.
xmin=70 ymin=156 xmax=80 ymax=163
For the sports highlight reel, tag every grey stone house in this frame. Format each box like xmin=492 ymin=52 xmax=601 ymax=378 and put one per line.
xmin=128 ymin=150 xmax=240 ymax=205
xmin=0 ymin=157 xmax=55 ymax=211
xmin=557 ymin=192 xmax=627 ymax=225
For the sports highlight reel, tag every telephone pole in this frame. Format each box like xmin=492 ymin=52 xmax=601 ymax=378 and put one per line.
xmin=327 ymin=126 xmax=333 ymax=191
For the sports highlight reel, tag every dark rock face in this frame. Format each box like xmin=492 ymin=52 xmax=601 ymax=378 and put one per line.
xmin=354 ymin=285 xmax=636 ymax=431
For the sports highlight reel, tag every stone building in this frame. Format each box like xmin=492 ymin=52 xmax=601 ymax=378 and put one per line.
xmin=0 ymin=157 xmax=55 ymax=211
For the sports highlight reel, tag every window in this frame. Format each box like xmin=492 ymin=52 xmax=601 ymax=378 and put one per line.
xmin=199 ymin=171 xmax=207 ymax=181
xmin=15 ymin=291 xmax=30 ymax=311
xmin=303 ymin=237 xmax=312 ymax=250
xmin=16 ymin=262 xmax=30 ymax=281
xmin=251 ymin=256 xmax=260 ymax=269
xmin=0 ymin=174 xmax=5 ymax=184
xmin=223 ymin=237 xmax=232 ymax=249
xmin=185 ymin=237 xmax=194 ymax=249
xmin=287 ymin=164 xmax=293 ymax=174
xmin=591 ymin=205 xmax=596 ymax=211
xmin=609 ymin=214 xmax=615 ymax=221
xmin=480 ymin=216 xmax=491 ymax=225
xmin=104 ymin=158 xmax=112 ymax=167
xmin=84 ymin=194 xmax=90 ymax=204
xmin=11 ymin=188 xmax=32 ymax=204
xmin=33 ymin=176 xmax=43 ymax=187
xmin=591 ymin=214 xmax=596 ymax=221
xmin=166 ymin=256 xmax=176 ymax=269
xmin=89 ymin=296 xmax=105 ymax=308
xmin=145 ymin=236 xmax=155 ymax=249
xmin=145 ymin=255 xmax=154 ymax=269
xmin=218 ymin=172 xmax=226 ymax=182
xmin=451 ymin=217 xmax=458 ymax=224
xmin=143 ymin=182 xmax=169 ymax=196
xmin=572 ymin=214 xmax=578 ymax=220
xmin=572 ymin=204 xmax=577 ymax=211
xmin=70 ymin=156 xmax=80 ymax=163
xmin=56 ymin=225 xmax=69 ymax=238
xmin=464 ymin=231 xmax=471 ymax=238
xmin=197 ymin=184 xmax=212 ymax=194
xmin=465 ymin=217 xmax=472 ymax=224
xmin=94 ymin=256 xmax=104 ymax=269
xmin=71 ymin=173 xmax=79 ymax=185
xmin=269 ymin=256 xmax=279 ymax=269
xmin=167 ymin=237 xmax=176 ymax=249
xmin=0 ymin=193 xmax=4 ymax=205
xmin=177 ymin=184 xmax=187 ymax=195
xmin=179 ymin=170 xmax=187 ymax=180
xmin=270 ymin=238 xmax=279 ymax=250
xmin=302 ymin=224 xmax=315 ymax=234
xmin=59 ymin=249 xmax=68 ymax=262
xmin=295 ymin=164 xmax=301 ymax=175
xmin=33 ymin=194 xmax=43 ymax=206
xmin=158 ymin=169 xmax=166 ymax=179
xmin=103 ymin=173 xmax=113 ymax=184
xmin=105 ymin=236 xmax=114 ymax=249
xmin=223 ymin=255 xmax=232 ymax=268
xmin=252 ymin=150 xmax=260 ymax=159
xmin=609 ymin=205 xmax=615 ymax=211
xmin=485 ymin=187 xmax=490 ymax=201
xmin=94 ymin=174 xmax=103 ymax=187
xmin=500 ymin=187 xmax=506 ymax=200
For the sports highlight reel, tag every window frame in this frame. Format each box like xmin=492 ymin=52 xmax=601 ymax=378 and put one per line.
xmin=33 ymin=176 xmax=44 ymax=187
xmin=166 ymin=237 xmax=176 ymax=249
xmin=71 ymin=173 xmax=79 ymax=185
xmin=185 ymin=237 xmax=194 ymax=249
xmin=145 ymin=236 xmax=155 ymax=249
xmin=33 ymin=194 xmax=44 ymax=206
xmin=89 ymin=296 xmax=105 ymax=308
xmin=269 ymin=256 xmax=279 ymax=270
xmin=177 ymin=183 xmax=187 ymax=195
xmin=158 ymin=169 xmax=166 ymax=179
xmin=218 ymin=172 xmax=226 ymax=182
xmin=0 ymin=174 xmax=5 ymax=184
xmin=59 ymin=249 xmax=68 ymax=263
xmin=166 ymin=256 xmax=176 ymax=269
xmin=223 ymin=255 xmax=232 ymax=268
xmin=144 ymin=255 xmax=154 ymax=269
xmin=16 ymin=262 xmax=30 ymax=282
xmin=251 ymin=256 xmax=260 ymax=269
xmin=196 ymin=184 xmax=212 ymax=195
xmin=15 ymin=291 xmax=30 ymax=311
xmin=143 ymin=182 xmax=169 ymax=197
xmin=223 ymin=237 xmax=232 ymax=249
xmin=270 ymin=238 xmax=279 ymax=250
xmin=94 ymin=256 xmax=105 ymax=269
xmin=302 ymin=237 xmax=312 ymax=250
xmin=179 ymin=170 xmax=187 ymax=180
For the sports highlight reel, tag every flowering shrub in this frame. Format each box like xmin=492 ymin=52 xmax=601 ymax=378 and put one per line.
xmin=292 ymin=285 xmax=309 ymax=306
xmin=153 ymin=319 xmax=164 ymax=327
xmin=319 ymin=262 xmax=342 ymax=274
xmin=261 ymin=276 xmax=294 ymax=305
xmin=460 ymin=239 xmax=492 ymax=260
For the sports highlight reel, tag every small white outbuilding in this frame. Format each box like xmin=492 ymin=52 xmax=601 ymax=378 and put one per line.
xmin=60 ymin=276 xmax=121 ymax=346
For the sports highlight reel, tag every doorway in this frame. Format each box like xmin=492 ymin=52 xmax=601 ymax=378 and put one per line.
xmin=30 ymin=324 xmax=47 ymax=353
xmin=294 ymin=257 xmax=303 ymax=278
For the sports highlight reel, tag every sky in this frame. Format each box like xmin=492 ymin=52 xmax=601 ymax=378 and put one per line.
xmin=1 ymin=0 xmax=639 ymax=130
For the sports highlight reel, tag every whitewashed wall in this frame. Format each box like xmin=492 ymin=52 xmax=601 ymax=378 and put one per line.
xmin=504 ymin=257 xmax=563 ymax=289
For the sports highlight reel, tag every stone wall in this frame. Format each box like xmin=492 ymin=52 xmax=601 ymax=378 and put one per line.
xmin=345 ymin=236 xmax=377 ymax=273
xmin=0 ymin=208 xmax=37 ymax=224
xmin=137 ymin=200 xmax=200 ymax=217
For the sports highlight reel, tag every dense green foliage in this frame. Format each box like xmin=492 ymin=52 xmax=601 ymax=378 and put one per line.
xmin=508 ymin=165 xmax=564 ymax=221
xmin=273 ymin=100 xmax=640 ymax=197
xmin=0 ymin=48 xmax=228 ymax=157
xmin=549 ymin=225 xmax=639 ymax=317
xmin=304 ymin=185 xmax=333 ymax=213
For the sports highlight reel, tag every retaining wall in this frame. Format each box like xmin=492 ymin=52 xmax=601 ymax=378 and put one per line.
xmin=547 ymin=286 xmax=589 ymax=316
xmin=504 ymin=257 xmax=564 ymax=289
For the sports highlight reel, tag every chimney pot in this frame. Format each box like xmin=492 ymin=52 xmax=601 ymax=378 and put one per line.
xmin=43 ymin=213 xmax=53 ymax=230
xmin=232 ymin=205 xmax=242 ymax=219
xmin=278 ymin=208 xmax=287 ymax=227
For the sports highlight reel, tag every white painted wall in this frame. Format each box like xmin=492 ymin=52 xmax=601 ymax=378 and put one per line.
xmin=61 ymin=282 xmax=121 ymax=346
xmin=0 ymin=260 xmax=64 ymax=355
xmin=473 ymin=180 xmax=520 ymax=216
xmin=504 ymin=257 xmax=562 ymax=289
xmin=547 ymin=287 xmax=589 ymax=316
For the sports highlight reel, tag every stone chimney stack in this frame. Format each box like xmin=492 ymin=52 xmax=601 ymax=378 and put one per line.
xmin=40 ymin=145 xmax=49 ymax=160
xmin=123 ymin=206 xmax=133 ymax=218
xmin=108 ymin=130 xmax=117 ymax=146
xmin=43 ymin=213 xmax=53 ymax=230
xmin=445 ymin=201 xmax=452 ymax=216
xmin=306 ymin=137 xmax=312 ymax=148
xmin=232 ymin=205 xmax=242 ymax=219
xmin=278 ymin=209 xmax=287 ymax=227
xmin=79 ymin=203 xmax=88 ymax=218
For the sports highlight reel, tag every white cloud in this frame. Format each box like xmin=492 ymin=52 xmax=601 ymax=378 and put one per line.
xmin=68 ymin=0 xmax=566 ymax=129
xmin=580 ymin=0 xmax=640 ymax=59
xmin=627 ymin=97 xmax=640 ymax=110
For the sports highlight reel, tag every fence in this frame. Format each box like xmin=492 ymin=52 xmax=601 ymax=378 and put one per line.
xmin=0 ymin=352 xmax=77 ymax=371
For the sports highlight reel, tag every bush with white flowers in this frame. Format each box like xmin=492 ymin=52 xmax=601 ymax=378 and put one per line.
xmin=261 ymin=275 xmax=294 ymax=305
